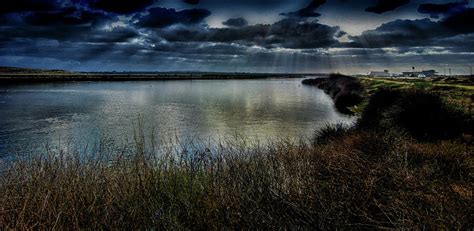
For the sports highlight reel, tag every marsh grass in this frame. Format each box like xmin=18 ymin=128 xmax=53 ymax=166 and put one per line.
xmin=1 ymin=122 xmax=472 ymax=229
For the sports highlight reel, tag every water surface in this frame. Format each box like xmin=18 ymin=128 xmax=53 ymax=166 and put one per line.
xmin=0 ymin=78 xmax=355 ymax=157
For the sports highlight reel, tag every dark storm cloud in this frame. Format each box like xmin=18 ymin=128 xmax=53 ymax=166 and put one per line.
xmin=0 ymin=40 xmax=125 ymax=62
xmin=1 ymin=0 xmax=474 ymax=72
xmin=436 ymin=33 xmax=474 ymax=52
xmin=182 ymin=0 xmax=200 ymax=5
xmin=86 ymin=27 xmax=140 ymax=43
xmin=198 ymin=0 xmax=294 ymax=9
xmin=135 ymin=7 xmax=211 ymax=28
xmin=441 ymin=8 xmax=474 ymax=33
xmin=222 ymin=17 xmax=248 ymax=27
xmin=350 ymin=6 xmax=474 ymax=51
xmin=0 ymin=1 xmax=117 ymax=42
xmin=0 ymin=38 xmax=249 ymax=66
xmin=365 ymin=0 xmax=410 ymax=14
xmin=150 ymin=42 xmax=248 ymax=55
xmin=262 ymin=18 xmax=343 ymax=48
xmin=23 ymin=7 xmax=110 ymax=26
xmin=350 ymin=19 xmax=448 ymax=48
xmin=85 ymin=0 xmax=157 ymax=15
xmin=281 ymin=0 xmax=326 ymax=18
xmin=0 ymin=0 xmax=59 ymax=14
xmin=0 ymin=25 xmax=138 ymax=44
xmin=418 ymin=1 xmax=469 ymax=18
xmin=158 ymin=18 xmax=343 ymax=49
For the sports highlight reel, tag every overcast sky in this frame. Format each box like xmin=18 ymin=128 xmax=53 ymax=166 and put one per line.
xmin=0 ymin=0 xmax=473 ymax=74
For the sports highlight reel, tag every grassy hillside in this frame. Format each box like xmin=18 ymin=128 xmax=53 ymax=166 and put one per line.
xmin=358 ymin=77 xmax=474 ymax=115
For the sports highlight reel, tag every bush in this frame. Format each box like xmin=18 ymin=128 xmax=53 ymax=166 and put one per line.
xmin=313 ymin=123 xmax=350 ymax=145
xmin=358 ymin=88 xmax=472 ymax=141
xmin=303 ymin=74 xmax=363 ymax=114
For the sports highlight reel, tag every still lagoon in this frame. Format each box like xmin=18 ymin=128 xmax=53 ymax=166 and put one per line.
xmin=0 ymin=78 xmax=355 ymax=157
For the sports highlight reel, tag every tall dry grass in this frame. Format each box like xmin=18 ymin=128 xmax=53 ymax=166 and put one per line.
xmin=1 ymin=125 xmax=472 ymax=229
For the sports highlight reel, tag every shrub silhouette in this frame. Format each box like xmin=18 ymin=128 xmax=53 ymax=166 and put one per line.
xmin=313 ymin=123 xmax=350 ymax=145
xmin=303 ymin=74 xmax=363 ymax=114
xmin=359 ymin=88 xmax=472 ymax=141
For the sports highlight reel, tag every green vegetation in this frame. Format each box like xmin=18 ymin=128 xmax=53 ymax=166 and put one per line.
xmin=359 ymin=89 xmax=472 ymax=142
xmin=0 ymin=77 xmax=473 ymax=229
xmin=359 ymin=77 xmax=474 ymax=115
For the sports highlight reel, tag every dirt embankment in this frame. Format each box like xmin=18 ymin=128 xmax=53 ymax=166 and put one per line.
xmin=303 ymin=74 xmax=363 ymax=114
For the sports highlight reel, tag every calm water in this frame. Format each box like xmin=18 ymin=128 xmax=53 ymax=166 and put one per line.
xmin=0 ymin=78 xmax=355 ymax=157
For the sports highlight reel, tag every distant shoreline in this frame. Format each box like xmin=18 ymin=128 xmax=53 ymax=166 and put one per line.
xmin=0 ymin=73 xmax=324 ymax=83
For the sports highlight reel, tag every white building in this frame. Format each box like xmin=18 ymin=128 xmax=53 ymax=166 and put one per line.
xmin=369 ymin=70 xmax=391 ymax=77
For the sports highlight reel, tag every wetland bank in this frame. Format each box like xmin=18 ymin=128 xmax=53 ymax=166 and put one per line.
xmin=1 ymin=73 xmax=472 ymax=229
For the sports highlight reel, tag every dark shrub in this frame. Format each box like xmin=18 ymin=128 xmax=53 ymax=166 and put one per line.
xmin=358 ymin=89 xmax=400 ymax=129
xmin=359 ymin=88 xmax=472 ymax=141
xmin=301 ymin=78 xmax=325 ymax=86
xmin=334 ymin=93 xmax=363 ymax=114
xmin=303 ymin=74 xmax=364 ymax=114
xmin=313 ymin=124 xmax=350 ymax=145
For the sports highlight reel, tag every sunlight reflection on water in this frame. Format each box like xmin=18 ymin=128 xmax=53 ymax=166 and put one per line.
xmin=0 ymin=78 xmax=356 ymax=157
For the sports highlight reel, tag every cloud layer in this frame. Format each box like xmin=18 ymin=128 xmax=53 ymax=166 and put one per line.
xmin=365 ymin=0 xmax=410 ymax=14
xmin=0 ymin=0 xmax=473 ymax=73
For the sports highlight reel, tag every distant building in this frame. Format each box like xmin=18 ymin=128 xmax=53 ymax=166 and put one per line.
xmin=402 ymin=70 xmax=436 ymax=77
xmin=369 ymin=70 xmax=391 ymax=77
xmin=421 ymin=70 xmax=436 ymax=77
